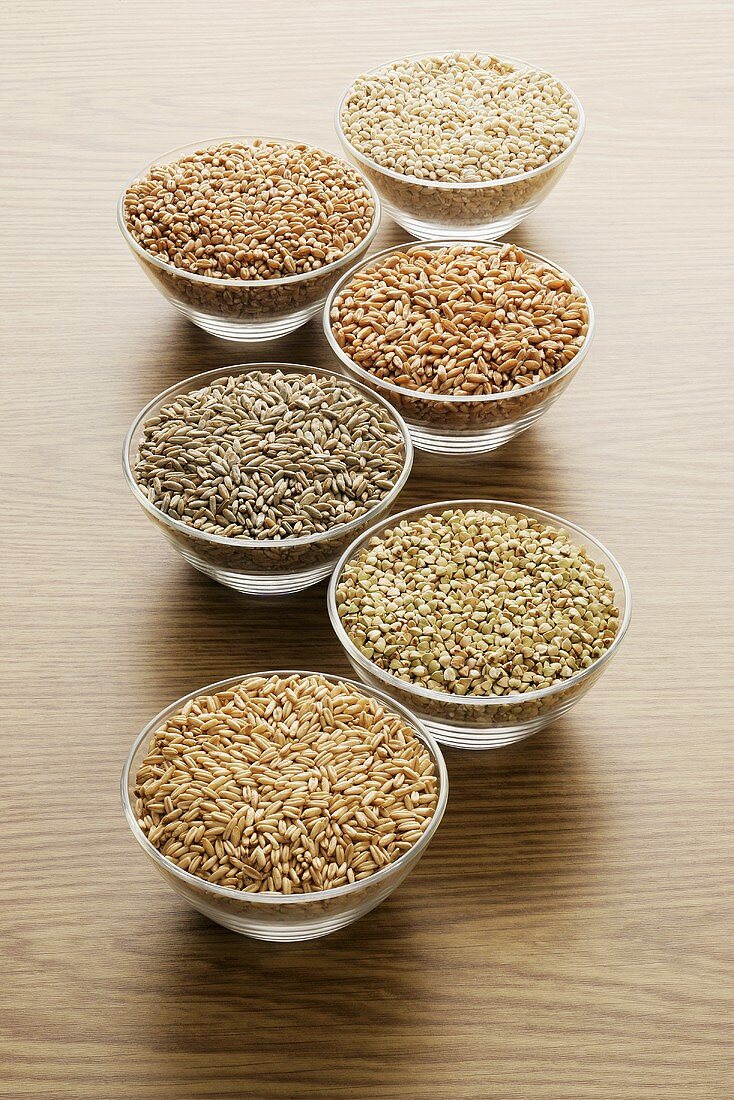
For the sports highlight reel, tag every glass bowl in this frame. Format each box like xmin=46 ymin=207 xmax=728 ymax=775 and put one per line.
xmin=121 ymin=670 xmax=449 ymax=941
xmin=335 ymin=52 xmax=584 ymax=241
xmin=328 ymin=500 xmax=631 ymax=750
xmin=323 ymin=240 xmax=593 ymax=455
xmin=123 ymin=363 xmax=413 ymax=595
xmin=117 ymin=137 xmax=381 ymax=341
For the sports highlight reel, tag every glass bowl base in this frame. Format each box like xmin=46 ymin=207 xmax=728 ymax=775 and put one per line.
xmin=170 ymin=300 xmax=323 ymax=342
xmin=419 ymin=694 xmax=581 ymax=749
xmin=167 ymin=878 xmax=392 ymax=940
xmin=421 ymin=717 xmax=547 ymax=750
xmin=178 ymin=546 xmax=334 ymax=595
xmin=406 ymin=408 xmax=545 ymax=454
xmin=382 ymin=201 xmax=529 ymax=243
xmin=187 ymin=899 xmax=379 ymax=940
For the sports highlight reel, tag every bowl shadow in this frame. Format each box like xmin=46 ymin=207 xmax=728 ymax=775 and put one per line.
xmin=119 ymin=717 xmax=605 ymax=1096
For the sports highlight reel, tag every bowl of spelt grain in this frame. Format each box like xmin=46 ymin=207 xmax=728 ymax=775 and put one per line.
xmin=122 ymin=670 xmax=448 ymax=941
xmin=324 ymin=239 xmax=594 ymax=454
xmin=336 ymin=51 xmax=584 ymax=240
xmin=328 ymin=500 xmax=631 ymax=749
xmin=123 ymin=363 xmax=413 ymax=595
xmin=118 ymin=137 xmax=381 ymax=341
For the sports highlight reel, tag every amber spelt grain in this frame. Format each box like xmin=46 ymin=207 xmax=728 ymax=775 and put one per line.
xmin=330 ymin=244 xmax=588 ymax=396
xmin=341 ymin=52 xmax=578 ymax=183
xmin=134 ymin=673 xmax=439 ymax=893
xmin=336 ymin=507 xmax=619 ymax=697
xmin=132 ymin=370 xmax=406 ymax=541
xmin=124 ymin=140 xmax=375 ymax=280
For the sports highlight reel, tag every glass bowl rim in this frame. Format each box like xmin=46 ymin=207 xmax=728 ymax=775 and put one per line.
xmin=122 ymin=361 xmax=414 ymax=551
xmin=121 ymin=668 xmax=449 ymax=906
xmin=327 ymin=498 xmax=632 ymax=707
xmin=335 ymin=50 xmax=585 ymax=190
xmin=323 ymin=239 xmax=594 ymax=405
xmin=116 ymin=135 xmax=381 ymax=288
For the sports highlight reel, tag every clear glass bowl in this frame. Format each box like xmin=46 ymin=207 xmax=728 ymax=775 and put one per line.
xmin=121 ymin=670 xmax=449 ymax=941
xmin=123 ymin=363 xmax=413 ymax=596
xmin=323 ymin=240 xmax=593 ymax=455
xmin=117 ymin=137 xmax=381 ymax=341
xmin=328 ymin=500 xmax=631 ymax=750
xmin=335 ymin=52 xmax=584 ymax=241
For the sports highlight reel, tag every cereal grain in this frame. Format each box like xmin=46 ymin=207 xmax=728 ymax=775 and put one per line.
xmin=132 ymin=370 xmax=406 ymax=541
xmin=124 ymin=140 xmax=375 ymax=280
xmin=330 ymin=244 xmax=588 ymax=396
xmin=336 ymin=507 xmax=619 ymax=697
xmin=134 ymin=673 xmax=439 ymax=893
xmin=341 ymin=53 xmax=579 ymax=183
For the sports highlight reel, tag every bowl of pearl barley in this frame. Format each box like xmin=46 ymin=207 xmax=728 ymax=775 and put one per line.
xmin=122 ymin=670 xmax=448 ymax=940
xmin=335 ymin=51 xmax=584 ymax=239
xmin=123 ymin=363 xmax=412 ymax=595
xmin=329 ymin=500 xmax=631 ymax=748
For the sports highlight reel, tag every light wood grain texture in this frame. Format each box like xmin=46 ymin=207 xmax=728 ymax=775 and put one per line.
xmin=2 ymin=1 xmax=732 ymax=1097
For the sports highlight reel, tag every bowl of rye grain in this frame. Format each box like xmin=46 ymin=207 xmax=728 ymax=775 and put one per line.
xmin=122 ymin=670 xmax=448 ymax=940
xmin=329 ymin=500 xmax=631 ymax=749
xmin=123 ymin=363 xmax=413 ymax=595
xmin=325 ymin=239 xmax=593 ymax=454
xmin=118 ymin=137 xmax=380 ymax=341
xmin=336 ymin=51 xmax=584 ymax=240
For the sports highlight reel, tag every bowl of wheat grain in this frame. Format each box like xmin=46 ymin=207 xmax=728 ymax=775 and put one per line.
xmin=118 ymin=137 xmax=380 ymax=341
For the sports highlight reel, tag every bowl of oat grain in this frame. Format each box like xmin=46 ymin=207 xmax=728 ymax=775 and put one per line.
xmin=118 ymin=137 xmax=380 ymax=341
xmin=123 ymin=363 xmax=413 ymax=595
xmin=122 ymin=670 xmax=448 ymax=940
xmin=325 ymin=239 xmax=593 ymax=454
xmin=336 ymin=51 xmax=584 ymax=240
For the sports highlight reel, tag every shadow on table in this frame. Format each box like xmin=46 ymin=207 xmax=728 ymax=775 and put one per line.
xmin=130 ymin=309 xmax=339 ymax=393
xmin=119 ymin=229 xmax=609 ymax=1093
xmin=436 ymin=725 xmax=607 ymax=909
xmin=129 ymin=311 xmax=582 ymax=515
xmin=119 ymin=718 xmax=605 ymax=1093
xmin=126 ymin=723 xmax=604 ymax=962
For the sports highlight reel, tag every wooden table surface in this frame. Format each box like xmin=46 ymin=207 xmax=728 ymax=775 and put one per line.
xmin=3 ymin=2 xmax=732 ymax=1096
